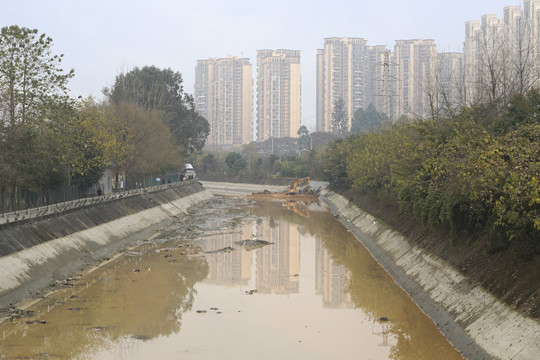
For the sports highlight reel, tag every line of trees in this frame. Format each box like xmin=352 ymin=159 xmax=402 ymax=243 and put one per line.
xmin=321 ymin=91 xmax=540 ymax=259
xmin=0 ymin=25 xmax=209 ymax=200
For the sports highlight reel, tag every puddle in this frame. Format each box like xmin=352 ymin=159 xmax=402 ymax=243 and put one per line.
xmin=0 ymin=197 xmax=464 ymax=360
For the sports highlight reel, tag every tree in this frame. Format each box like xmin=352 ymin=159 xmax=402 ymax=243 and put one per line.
xmin=297 ymin=125 xmax=311 ymax=151
xmin=0 ymin=25 xmax=74 ymax=126
xmin=104 ymin=66 xmax=209 ymax=154
xmin=0 ymin=26 xmax=75 ymax=192
xmin=115 ymin=102 xmax=182 ymax=183
xmin=351 ymin=104 xmax=381 ymax=134
xmin=477 ymin=21 xmax=506 ymax=103
xmin=201 ymin=153 xmax=219 ymax=174
xmin=225 ymin=152 xmax=247 ymax=173
xmin=331 ymin=97 xmax=348 ymax=135
xmin=76 ymin=99 xmax=183 ymax=190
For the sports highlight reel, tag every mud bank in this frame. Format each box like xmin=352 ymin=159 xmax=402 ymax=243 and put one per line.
xmin=323 ymin=190 xmax=539 ymax=360
xmin=0 ymin=181 xmax=213 ymax=308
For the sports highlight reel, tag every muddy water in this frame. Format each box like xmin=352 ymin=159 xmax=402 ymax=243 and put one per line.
xmin=0 ymin=197 xmax=464 ymax=360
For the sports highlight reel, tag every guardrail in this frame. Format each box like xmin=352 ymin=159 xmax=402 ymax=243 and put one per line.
xmin=0 ymin=181 xmax=192 ymax=226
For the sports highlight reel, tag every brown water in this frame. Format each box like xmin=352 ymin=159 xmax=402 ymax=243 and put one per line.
xmin=0 ymin=197 xmax=464 ymax=360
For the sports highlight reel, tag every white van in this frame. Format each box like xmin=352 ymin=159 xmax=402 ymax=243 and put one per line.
xmin=183 ymin=163 xmax=196 ymax=180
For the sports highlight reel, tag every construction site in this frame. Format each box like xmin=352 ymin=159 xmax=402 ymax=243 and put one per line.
xmin=248 ymin=177 xmax=321 ymax=202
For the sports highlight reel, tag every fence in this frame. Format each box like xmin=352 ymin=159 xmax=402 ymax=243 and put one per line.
xmin=0 ymin=187 xmax=84 ymax=214
xmin=0 ymin=180 xmax=194 ymax=226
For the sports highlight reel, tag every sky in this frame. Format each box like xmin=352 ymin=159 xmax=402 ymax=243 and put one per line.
xmin=1 ymin=0 xmax=520 ymax=130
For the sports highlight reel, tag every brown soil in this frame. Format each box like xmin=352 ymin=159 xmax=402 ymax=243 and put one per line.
xmin=248 ymin=191 xmax=320 ymax=202
xmin=340 ymin=187 xmax=540 ymax=319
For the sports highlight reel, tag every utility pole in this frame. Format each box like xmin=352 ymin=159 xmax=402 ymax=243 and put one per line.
xmin=377 ymin=50 xmax=397 ymax=123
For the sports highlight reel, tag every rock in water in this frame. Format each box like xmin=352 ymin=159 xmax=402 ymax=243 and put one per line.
xmin=234 ymin=239 xmax=273 ymax=251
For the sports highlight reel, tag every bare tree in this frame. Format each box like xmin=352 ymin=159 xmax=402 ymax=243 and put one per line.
xmin=477 ymin=18 xmax=507 ymax=103
xmin=423 ymin=53 xmax=442 ymax=120
xmin=504 ymin=14 xmax=540 ymax=96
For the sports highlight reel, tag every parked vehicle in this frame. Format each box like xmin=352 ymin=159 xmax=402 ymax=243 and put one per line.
xmin=183 ymin=163 xmax=196 ymax=180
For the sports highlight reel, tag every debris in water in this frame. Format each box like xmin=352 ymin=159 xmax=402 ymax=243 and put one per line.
xmin=204 ymin=246 xmax=235 ymax=254
xmin=88 ymin=326 xmax=106 ymax=331
xmin=234 ymin=240 xmax=273 ymax=251
xmin=132 ymin=334 xmax=149 ymax=340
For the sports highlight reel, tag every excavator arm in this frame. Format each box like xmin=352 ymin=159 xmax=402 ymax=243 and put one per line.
xmin=285 ymin=177 xmax=310 ymax=193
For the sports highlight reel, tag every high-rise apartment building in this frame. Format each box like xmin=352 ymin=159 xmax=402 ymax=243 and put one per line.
xmin=463 ymin=20 xmax=481 ymax=105
xmin=316 ymin=36 xmax=443 ymax=128
xmin=256 ymin=49 xmax=301 ymax=141
xmin=463 ymin=1 xmax=540 ymax=103
xmin=392 ymin=39 xmax=438 ymax=119
xmin=367 ymin=45 xmax=392 ymax=117
xmin=194 ymin=55 xmax=253 ymax=147
xmin=312 ymin=1 xmax=540 ymax=131
xmin=439 ymin=52 xmax=464 ymax=115
xmin=316 ymin=49 xmax=325 ymax=132
xmin=316 ymin=37 xmax=370 ymax=132
xmin=524 ymin=0 xmax=540 ymax=37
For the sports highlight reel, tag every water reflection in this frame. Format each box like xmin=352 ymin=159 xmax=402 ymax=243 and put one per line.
xmin=0 ymin=243 xmax=208 ymax=359
xmin=251 ymin=200 xmax=463 ymax=360
xmin=0 ymin=198 xmax=463 ymax=360
xmin=201 ymin=216 xmax=300 ymax=295
xmin=316 ymin=240 xmax=354 ymax=309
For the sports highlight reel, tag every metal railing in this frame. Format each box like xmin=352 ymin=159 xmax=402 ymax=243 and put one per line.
xmin=0 ymin=181 xmax=193 ymax=226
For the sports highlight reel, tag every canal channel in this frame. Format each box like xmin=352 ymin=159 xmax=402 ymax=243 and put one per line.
xmin=0 ymin=191 xmax=464 ymax=359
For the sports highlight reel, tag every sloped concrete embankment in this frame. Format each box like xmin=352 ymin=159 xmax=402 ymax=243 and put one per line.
xmin=0 ymin=181 xmax=213 ymax=308
xmin=322 ymin=190 xmax=540 ymax=360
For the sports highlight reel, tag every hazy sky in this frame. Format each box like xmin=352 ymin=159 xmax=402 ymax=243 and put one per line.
xmin=1 ymin=0 xmax=519 ymax=130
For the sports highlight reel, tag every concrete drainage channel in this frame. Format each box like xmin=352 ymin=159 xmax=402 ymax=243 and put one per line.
xmin=0 ymin=181 xmax=213 ymax=309
xmin=1 ymin=180 xmax=538 ymax=360
xmin=198 ymin=181 xmax=540 ymax=359
xmin=322 ymin=190 xmax=540 ymax=360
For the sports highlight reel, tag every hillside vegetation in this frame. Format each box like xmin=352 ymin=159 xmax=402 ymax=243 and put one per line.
xmin=319 ymin=92 xmax=540 ymax=317
xmin=322 ymin=91 xmax=540 ymax=259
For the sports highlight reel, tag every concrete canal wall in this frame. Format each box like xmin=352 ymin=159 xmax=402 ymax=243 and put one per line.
xmin=322 ymin=190 xmax=539 ymax=360
xmin=0 ymin=181 xmax=213 ymax=308
xmin=2 ymin=179 xmax=538 ymax=360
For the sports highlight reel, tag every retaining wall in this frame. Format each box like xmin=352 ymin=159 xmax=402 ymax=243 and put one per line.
xmin=322 ymin=190 xmax=540 ymax=360
xmin=0 ymin=181 xmax=213 ymax=308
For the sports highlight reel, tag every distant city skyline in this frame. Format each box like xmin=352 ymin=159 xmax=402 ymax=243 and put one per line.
xmin=1 ymin=0 xmax=522 ymax=130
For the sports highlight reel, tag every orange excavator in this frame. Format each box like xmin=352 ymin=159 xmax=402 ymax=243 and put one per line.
xmin=283 ymin=177 xmax=310 ymax=195
xmin=283 ymin=201 xmax=310 ymax=217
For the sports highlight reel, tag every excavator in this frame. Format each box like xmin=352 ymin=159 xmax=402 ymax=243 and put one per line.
xmin=283 ymin=200 xmax=310 ymax=217
xmin=250 ymin=176 xmax=319 ymax=200
xmin=283 ymin=177 xmax=310 ymax=195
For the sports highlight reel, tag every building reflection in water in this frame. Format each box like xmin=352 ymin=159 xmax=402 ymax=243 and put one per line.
xmin=315 ymin=238 xmax=354 ymax=309
xmin=202 ymin=216 xmax=301 ymax=295
xmin=203 ymin=219 xmax=253 ymax=287
xmin=202 ymin=212 xmax=353 ymax=307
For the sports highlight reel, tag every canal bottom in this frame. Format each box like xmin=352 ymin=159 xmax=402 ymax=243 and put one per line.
xmin=0 ymin=196 xmax=464 ymax=360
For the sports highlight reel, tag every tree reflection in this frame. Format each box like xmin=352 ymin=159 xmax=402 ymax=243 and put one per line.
xmin=0 ymin=244 xmax=209 ymax=359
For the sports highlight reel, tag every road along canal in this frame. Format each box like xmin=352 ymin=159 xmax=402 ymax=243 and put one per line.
xmin=0 ymin=192 xmax=465 ymax=359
